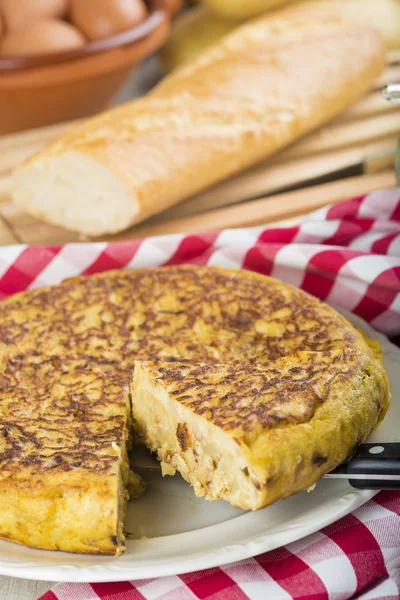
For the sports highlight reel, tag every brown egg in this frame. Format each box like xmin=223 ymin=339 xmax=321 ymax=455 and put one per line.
xmin=163 ymin=0 xmax=183 ymax=17
xmin=70 ymin=0 xmax=148 ymax=41
xmin=1 ymin=18 xmax=86 ymax=56
xmin=0 ymin=0 xmax=68 ymax=31
xmin=0 ymin=11 xmax=4 ymax=39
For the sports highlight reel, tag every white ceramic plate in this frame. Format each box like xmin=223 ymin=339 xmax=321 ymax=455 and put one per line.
xmin=0 ymin=311 xmax=398 ymax=583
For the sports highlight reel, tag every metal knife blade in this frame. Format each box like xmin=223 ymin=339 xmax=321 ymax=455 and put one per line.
xmin=131 ymin=443 xmax=400 ymax=491
xmin=324 ymin=470 xmax=400 ymax=481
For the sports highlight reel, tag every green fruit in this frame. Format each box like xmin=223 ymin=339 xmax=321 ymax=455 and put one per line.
xmin=160 ymin=5 xmax=237 ymax=73
xmin=203 ymin=0 xmax=290 ymax=19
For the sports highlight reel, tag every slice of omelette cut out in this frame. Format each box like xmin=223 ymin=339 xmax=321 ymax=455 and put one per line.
xmin=0 ymin=266 xmax=389 ymax=554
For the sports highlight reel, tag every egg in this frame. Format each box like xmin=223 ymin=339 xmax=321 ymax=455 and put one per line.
xmin=0 ymin=11 xmax=4 ymax=39
xmin=70 ymin=0 xmax=148 ymax=41
xmin=1 ymin=18 xmax=86 ymax=56
xmin=163 ymin=0 xmax=183 ymax=17
xmin=0 ymin=0 xmax=68 ymax=31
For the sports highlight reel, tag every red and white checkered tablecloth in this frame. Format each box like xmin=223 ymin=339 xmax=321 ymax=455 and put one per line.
xmin=0 ymin=187 xmax=396 ymax=600
xmin=40 ymin=492 xmax=400 ymax=600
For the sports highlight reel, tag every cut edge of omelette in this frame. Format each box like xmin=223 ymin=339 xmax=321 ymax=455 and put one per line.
xmin=131 ymin=335 xmax=389 ymax=511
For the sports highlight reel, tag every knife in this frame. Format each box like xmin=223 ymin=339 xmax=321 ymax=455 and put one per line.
xmin=131 ymin=442 xmax=400 ymax=491
xmin=324 ymin=443 xmax=400 ymax=490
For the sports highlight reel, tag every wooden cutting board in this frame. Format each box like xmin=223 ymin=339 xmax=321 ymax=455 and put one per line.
xmin=0 ymin=53 xmax=398 ymax=246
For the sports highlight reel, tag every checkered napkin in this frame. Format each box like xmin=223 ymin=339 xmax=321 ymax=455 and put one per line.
xmin=0 ymin=186 xmax=393 ymax=600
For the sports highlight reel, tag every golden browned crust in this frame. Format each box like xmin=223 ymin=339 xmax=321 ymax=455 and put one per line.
xmin=0 ymin=265 xmax=390 ymax=549
xmin=0 ymin=265 xmax=367 ymax=363
xmin=245 ymin=337 xmax=389 ymax=508
xmin=0 ymin=354 xmax=130 ymax=554
xmin=139 ymin=349 xmax=367 ymax=438
xmin=0 ymin=355 xmax=129 ymax=473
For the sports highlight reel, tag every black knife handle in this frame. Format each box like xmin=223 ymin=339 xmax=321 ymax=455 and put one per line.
xmin=350 ymin=443 xmax=400 ymax=460
xmin=347 ymin=443 xmax=400 ymax=490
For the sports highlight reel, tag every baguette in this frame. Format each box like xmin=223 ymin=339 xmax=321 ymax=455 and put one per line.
xmin=12 ymin=4 xmax=385 ymax=236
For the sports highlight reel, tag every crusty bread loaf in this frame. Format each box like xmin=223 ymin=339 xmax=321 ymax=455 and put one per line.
xmin=12 ymin=3 xmax=385 ymax=236
xmin=304 ymin=0 xmax=400 ymax=50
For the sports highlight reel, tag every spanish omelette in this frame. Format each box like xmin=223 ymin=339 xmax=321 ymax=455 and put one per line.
xmin=0 ymin=266 xmax=389 ymax=554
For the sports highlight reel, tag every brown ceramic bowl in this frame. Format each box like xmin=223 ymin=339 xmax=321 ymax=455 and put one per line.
xmin=0 ymin=0 xmax=181 ymax=134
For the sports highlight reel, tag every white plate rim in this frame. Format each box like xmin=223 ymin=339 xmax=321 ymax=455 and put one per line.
xmin=0 ymin=310 xmax=396 ymax=583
